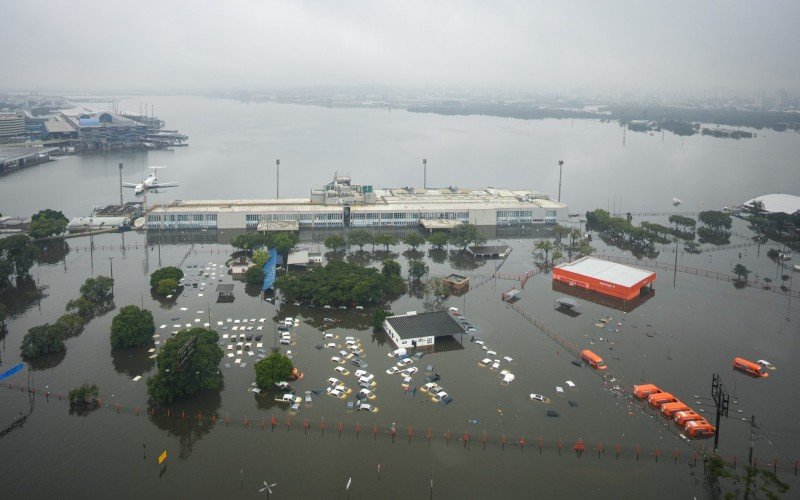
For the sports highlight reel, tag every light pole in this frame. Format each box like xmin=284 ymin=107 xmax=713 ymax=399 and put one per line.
xmin=557 ymin=160 xmax=564 ymax=203
xmin=276 ymin=159 xmax=280 ymax=199
xmin=423 ymin=158 xmax=427 ymax=190
xmin=118 ymin=163 xmax=123 ymax=205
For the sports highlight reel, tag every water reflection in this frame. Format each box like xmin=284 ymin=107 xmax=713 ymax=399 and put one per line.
xmin=35 ymin=240 xmax=70 ymax=266
xmin=110 ymin=346 xmax=155 ymax=377
xmin=0 ymin=276 xmax=48 ymax=317
xmin=28 ymin=350 xmax=66 ymax=371
xmin=427 ymin=248 xmax=447 ymax=264
xmin=148 ymin=386 xmax=222 ymax=460
xmin=150 ymin=289 xmax=181 ymax=310
xmin=448 ymin=250 xmax=486 ymax=271
xmin=552 ymin=280 xmax=655 ymax=312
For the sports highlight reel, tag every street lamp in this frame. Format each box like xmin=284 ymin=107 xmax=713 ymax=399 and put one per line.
xmin=557 ymin=160 xmax=564 ymax=203
xmin=423 ymin=158 xmax=427 ymax=190
xmin=276 ymin=159 xmax=280 ymax=199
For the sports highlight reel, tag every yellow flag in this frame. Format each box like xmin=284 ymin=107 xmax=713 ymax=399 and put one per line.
xmin=158 ymin=450 xmax=167 ymax=464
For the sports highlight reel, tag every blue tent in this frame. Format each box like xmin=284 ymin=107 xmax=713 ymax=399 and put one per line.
xmin=262 ymin=248 xmax=278 ymax=291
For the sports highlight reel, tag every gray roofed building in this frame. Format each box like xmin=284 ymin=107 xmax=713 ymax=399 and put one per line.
xmin=383 ymin=311 xmax=465 ymax=349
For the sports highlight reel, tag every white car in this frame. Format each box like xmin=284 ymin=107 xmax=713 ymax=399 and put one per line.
xmin=331 ymin=356 xmax=343 ymax=363
xmin=529 ymin=393 xmax=545 ymax=402
xmin=432 ymin=391 xmax=448 ymax=402
xmin=325 ymin=342 xmax=337 ymax=349
xmin=359 ymin=388 xmax=373 ymax=398
xmin=274 ymin=381 xmax=291 ymax=390
xmin=403 ymin=367 xmax=418 ymax=375
xmin=757 ymin=360 xmax=774 ymax=369
xmin=335 ymin=366 xmax=348 ymax=374
xmin=396 ymin=358 xmax=413 ymax=367
xmin=357 ymin=403 xmax=375 ymax=412
xmin=386 ymin=366 xmax=400 ymax=375
xmin=359 ymin=374 xmax=374 ymax=383
xmin=421 ymin=382 xmax=437 ymax=392
xmin=327 ymin=377 xmax=341 ymax=386
xmin=279 ymin=339 xmax=291 ymax=345
xmin=339 ymin=350 xmax=349 ymax=357
xmin=326 ymin=387 xmax=343 ymax=397
xmin=323 ymin=332 xmax=334 ymax=339
xmin=275 ymin=393 xmax=300 ymax=403
xmin=355 ymin=369 xmax=368 ymax=377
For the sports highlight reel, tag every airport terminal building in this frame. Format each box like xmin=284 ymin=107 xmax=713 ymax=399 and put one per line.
xmin=146 ymin=175 xmax=568 ymax=230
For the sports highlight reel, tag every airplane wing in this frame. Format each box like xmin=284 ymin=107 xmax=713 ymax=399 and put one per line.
xmin=151 ymin=182 xmax=179 ymax=189
xmin=122 ymin=182 xmax=138 ymax=188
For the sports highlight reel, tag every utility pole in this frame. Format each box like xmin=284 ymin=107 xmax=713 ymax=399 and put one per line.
xmin=276 ymin=159 xmax=280 ymax=199
xmin=423 ymin=158 xmax=427 ymax=190
xmin=711 ymin=373 xmax=730 ymax=452
xmin=673 ymin=238 xmax=679 ymax=287
xmin=119 ymin=162 xmax=124 ymax=205
xmin=748 ymin=415 xmax=757 ymax=466
xmin=109 ymin=257 xmax=114 ymax=295
xmin=557 ymin=160 xmax=564 ymax=203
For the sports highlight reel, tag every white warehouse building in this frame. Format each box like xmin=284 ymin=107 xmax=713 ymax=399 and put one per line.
xmin=146 ymin=175 xmax=568 ymax=230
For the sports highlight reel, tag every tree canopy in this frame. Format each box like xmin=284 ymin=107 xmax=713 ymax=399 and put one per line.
xmin=0 ymin=234 xmax=38 ymax=285
xmin=324 ymin=234 xmax=348 ymax=252
xmin=427 ymin=232 xmax=450 ymax=249
xmin=231 ymin=232 xmax=268 ymax=252
xmin=79 ymin=276 xmax=114 ymax=303
xmin=374 ymin=233 xmax=398 ymax=251
xmin=402 ymin=232 xmax=426 ymax=249
xmin=275 ymin=260 xmax=405 ymax=306
xmin=449 ymin=224 xmax=485 ymax=249
xmin=254 ymin=351 xmax=294 ymax=389
xmin=252 ymin=249 xmax=270 ymax=268
xmin=381 ymin=259 xmax=401 ymax=278
xmin=52 ymin=313 xmax=85 ymax=338
xmin=28 ymin=209 xmax=69 ymax=239
xmin=265 ymin=232 xmax=297 ymax=256
xmin=699 ymin=211 xmax=732 ymax=232
xmin=146 ymin=328 xmax=224 ymax=405
xmin=408 ymin=259 xmax=429 ymax=281
xmin=155 ymin=278 xmax=178 ymax=296
xmin=348 ymin=229 xmax=372 ymax=251
xmin=244 ymin=265 xmax=264 ymax=285
xmin=150 ymin=266 xmax=184 ymax=288
xmin=371 ymin=309 xmax=394 ymax=329
xmin=21 ymin=323 xmax=66 ymax=359
xmin=111 ymin=305 xmax=155 ymax=348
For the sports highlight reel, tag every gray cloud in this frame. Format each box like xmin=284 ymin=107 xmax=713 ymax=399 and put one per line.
xmin=1 ymin=0 xmax=798 ymax=93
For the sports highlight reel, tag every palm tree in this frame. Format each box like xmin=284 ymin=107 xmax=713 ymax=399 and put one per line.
xmin=534 ymin=240 xmax=554 ymax=265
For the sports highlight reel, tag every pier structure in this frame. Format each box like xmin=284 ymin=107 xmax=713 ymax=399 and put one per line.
xmin=146 ymin=175 xmax=568 ymax=230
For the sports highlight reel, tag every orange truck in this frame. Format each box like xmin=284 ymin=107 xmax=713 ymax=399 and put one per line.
xmin=660 ymin=401 xmax=691 ymax=417
xmin=580 ymin=350 xmax=607 ymax=370
xmin=632 ymin=384 xmax=661 ymax=399
xmin=647 ymin=392 xmax=678 ymax=409
xmin=733 ymin=357 xmax=768 ymax=378
xmin=684 ymin=420 xmax=716 ymax=438
xmin=674 ymin=410 xmax=705 ymax=426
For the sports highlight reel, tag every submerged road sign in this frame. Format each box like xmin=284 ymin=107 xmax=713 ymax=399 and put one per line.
xmin=0 ymin=363 xmax=24 ymax=381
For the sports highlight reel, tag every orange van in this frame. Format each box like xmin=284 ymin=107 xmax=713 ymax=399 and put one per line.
xmin=647 ymin=392 xmax=677 ymax=409
xmin=580 ymin=350 xmax=607 ymax=370
xmin=660 ymin=401 xmax=690 ymax=417
xmin=632 ymin=384 xmax=661 ymax=399
xmin=684 ymin=420 xmax=716 ymax=438
xmin=733 ymin=357 xmax=768 ymax=378
xmin=674 ymin=410 xmax=705 ymax=426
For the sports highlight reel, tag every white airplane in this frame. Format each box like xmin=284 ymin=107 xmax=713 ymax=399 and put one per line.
xmin=672 ymin=197 xmax=682 ymax=207
xmin=123 ymin=166 xmax=179 ymax=196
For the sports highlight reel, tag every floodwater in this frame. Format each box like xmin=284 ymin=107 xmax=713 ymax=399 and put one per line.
xmin=0 ymin=95 xmax=799 ymax=216
xmin=1 ymin=98 xmax=799 ymax=498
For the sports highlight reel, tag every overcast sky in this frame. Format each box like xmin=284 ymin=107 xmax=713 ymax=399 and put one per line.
xmin=1 ymin=0 xmax=798 ymax=95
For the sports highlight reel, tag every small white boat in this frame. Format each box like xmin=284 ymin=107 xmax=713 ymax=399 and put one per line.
xmin=474 ymin=340 xmax=485 ymax=346
xmin=556 ymin=386 xmax=564 ymax=394
xmin=503 ymin=356 xmax=513 ymax=363
xmin=502 ymin=373 xmax=515 ymax=384
xmin=490 ymin=361 xmax=500 ymax=370
xmin=479 ymin=358 xmax=492 ymax=365
xmin=565 ymin=381 xmax=576 ymax=388
xmin=487 ymin=350 xmax=497 ymax=356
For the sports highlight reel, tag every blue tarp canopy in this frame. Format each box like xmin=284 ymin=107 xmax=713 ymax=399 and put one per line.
xmin=262 ymin=248 xmax=277 ymax=291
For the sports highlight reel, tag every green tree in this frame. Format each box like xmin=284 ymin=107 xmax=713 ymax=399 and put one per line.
xmin=155 ymin=278 xmax=178 ymax=296
xmin=449 ymin=224 xmax=485 ymax=250
xmin=244 ymin=265 xmax=265 ymax=285
xmin=111 ymin=305 xmax=155 ymax=348
xmin=28 ymin=209 xmax=69 ymax=239
xmin=733 ymin=264 xmax=750 ymax=282
xmin=0 ymin=257 xmax=13 ymax=288
xmin=0 ymin=303 xmax=7 ymax=332
xmin=68 ymin=383 xmax=99 ymax=409
xmin=534 ymin=240 xmax=554 ymax=264
xmin=408 ymin=259 xmax=429 ymax=281
xmin=402 ymin=232 xmax=426 ymax=249
xmin=371 ymin=309 xmax=394 ymax=329
xmin=0 ymin=234 xmax=37 ymax=279
xmin=79 ymin=276 xmax=114 ymax=303
xmin=374 ymin=233 xmax=398 ymax=251
xmin=324 ymin=234 xmax=348 ymax=252
xmin=149 ymin=266 xmax=184 ymax=288
xmin=349 ymin=229 xmax=372 ymax=251
xmin=699 ymin=210 xmax=732 ymax=232
xmin=427 ymin=232 xmax=449 ymax=250
xmin=254 ymin=351 xmax=294 ymax=389
xmin=21 ymin=324 xmax=66 ymax=359
xmin=381 ymin=259 xmax=401 ymax=278
xmin=231 ymin=232 xmax=268 ymax=252
xmin=252 ymin=249 xmax=270 ymax=268
xmin=65 ymin=296 xmax=96 ymax=321
xmin=52 ymin=313 xmax=85 ymax=338
xmin=146 ymin=328 xmax=224 ymax=405
xmin=265 ymin=232 xmax=297 ymax=257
